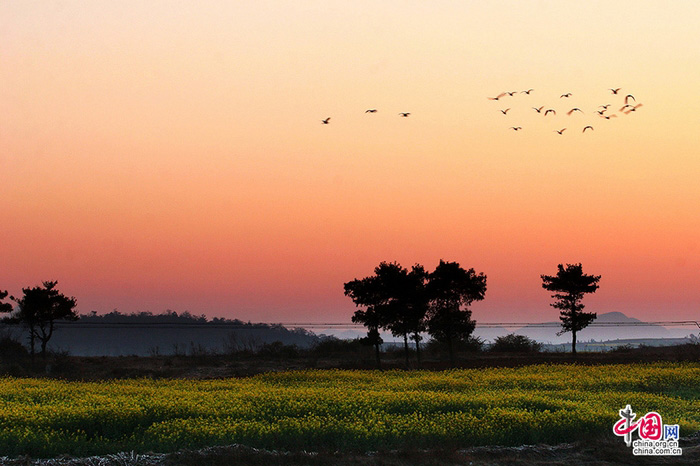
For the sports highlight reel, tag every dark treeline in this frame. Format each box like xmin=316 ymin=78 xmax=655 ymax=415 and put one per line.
xmin=0 ymin=285 xmax=320 ymax=357
xmin=0 ymin=317 xmax=320 ymax=358
xmin=77 ymin=309 xmax=264 ymax=326
xmin=40 ymin=310 xmax=320 ymax=356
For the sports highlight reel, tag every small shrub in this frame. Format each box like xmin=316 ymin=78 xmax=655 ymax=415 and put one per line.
xmin=459 ymin=335 xmax=485 ymax=352
xmin=673 ymin=342 xmax=700 ymax=359
xmin=425 ymin=336 xmax=484 ymax=355
xmin=490 ymin=334 xmax=541 ymax=353
xmin=4 ymin=363 xmax=25 ymax=377
xmin=610 ymin=343 xmax=635 ymax=353
xmin=44 ymin=349 xmax=74 ymax=376
xmin=0 ymin=336 xmax=28 ymax=361
xmin=312 ymin=337 xmax=364 ymax=355
xmin=188 ymin=342 xmax=209 ymax=357
xmin=257 ymin=341 xmax=299 ymax=358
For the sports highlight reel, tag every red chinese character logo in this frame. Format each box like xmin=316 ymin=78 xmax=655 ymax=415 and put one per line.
xmin=613 ymin=407 xmax=665 ymax=446
xmin=637 ymin=412 xmax=662 ymax=440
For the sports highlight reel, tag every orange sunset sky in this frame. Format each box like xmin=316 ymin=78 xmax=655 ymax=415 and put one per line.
xmin=2 ymin=1 xmax=699 ymax=323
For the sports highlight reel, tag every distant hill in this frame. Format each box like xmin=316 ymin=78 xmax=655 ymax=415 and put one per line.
xmin=317 ymin=329 xmax=367 ymax=340
xmin=319 ymin=312 xmax=698 ymax=346
xmin=512 ymin=311 xmax=694 ymax=344
xmin=6 ymin=310 xmax=693 ymax=356
xmin=472 ymin=326 xmax=514 ymax=342
xmin=3 ymin=311 xmax=320 ymax=356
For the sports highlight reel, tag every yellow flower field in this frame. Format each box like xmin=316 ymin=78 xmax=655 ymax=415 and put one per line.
xmin=0 ymin=363 xmax=698 ymax=457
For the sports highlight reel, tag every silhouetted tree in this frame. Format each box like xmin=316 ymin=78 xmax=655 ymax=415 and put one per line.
xmin=381 ymin=264 xmax=429 ymax=366
xmin=0 ymin=290 xmax=12 ymax=315
xmin=541 ymin=263 xmax=600 ymax=354
xmin=10 ymin=281 xmax=78 ymax=358
xmin=358 ymin=327 xmax=384 ymax=366
xmin=345 ymin=261 xmax=430 ymax=367
xmin=345 ymin=268 xmax=388 ymax=367
xmin=405 ymin=265 xmax=429 ymax=363
xmin=426 ymin=260 xmax=487 ymax=364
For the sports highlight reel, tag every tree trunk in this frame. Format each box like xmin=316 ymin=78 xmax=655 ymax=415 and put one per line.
xmin=403 ymin=334 xmax=410 ymax=367
xmin=413 ymin=333 xmax=421 ymax=364
xmin=374 ymin=342 xmax=382 ymax=369
xmin=40 ymin=338 xmax=48 ymax=359
xmin=45 ymin=321 xmax=54 ymax=358
xmin=29 ymin=330 xmax=36 ymax=357
xmin=571 ymin=328 xmax=577 ymax=355
xmin=39 ymin=325 xmax=50 ymax=359
xmin=447 ymin=333 xmax=455 ymax=366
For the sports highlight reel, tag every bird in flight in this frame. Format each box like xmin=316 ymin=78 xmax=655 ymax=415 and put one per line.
xmin=583 ymin=126 xmax=594 ymax=132
xmin=555 ymin=128 xmax=566 ymax=135
xmin=533 ymin=106 xmax=544 ymax=113
xmin=624 ymin=94 xmax=636 ymax=104
xmin=510 ymin=126 xmax=522 ymax=131
xmin=544 ymin=109 xmax=556 ymax=116
xmin=560 ymin=93 xmax=572 ymax=98
xmin=321 ymin=117 xmax=331 ymax=124
xmin=505 ymin=91 xmax=517 ymax=96
xmin=365 ymin=109 xmax=377 ymax=113
xmin=602 ymin=114 xmax=617 ymax=120
xmin=596 ymin=110 xmax=606 ymax=116
xmin=599 ymin=104 xmax=611 ymax=109
xmin=488 ymin=93 xmax=507 ymax=100
xmin=500 ymin=108 xmax=511 ymax=115
xmin=610 ymin=88 xmax=621 ymax=94
xmin=619 ymin=104 xmax=633 ymax=112
xmin=567 ymin=108 xmax=584 ymax=115
xmin=522 ymin=89 xmax=534 ymax=94
xmin=399 ymin=112 xmax=411 ymax=117
xmin=624 ymin=103 xmax=643 ymax=113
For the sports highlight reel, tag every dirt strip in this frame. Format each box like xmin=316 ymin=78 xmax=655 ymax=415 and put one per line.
xmin=2 ymin=432 xmax=697 ymax=466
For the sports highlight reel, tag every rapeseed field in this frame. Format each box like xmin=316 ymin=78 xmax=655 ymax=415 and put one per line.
xmin=0 ymin=363 xmax=698 ymax=457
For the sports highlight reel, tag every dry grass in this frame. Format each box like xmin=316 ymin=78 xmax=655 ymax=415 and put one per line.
xmin=2 ymin=343 xmax=698 ymax=381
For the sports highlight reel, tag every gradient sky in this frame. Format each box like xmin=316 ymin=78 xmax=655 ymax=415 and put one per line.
xmin=2 ymin=1 xmax=700 ymax=323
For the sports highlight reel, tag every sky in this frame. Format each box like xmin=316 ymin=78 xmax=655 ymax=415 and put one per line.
xmin=2 ymin=1 xmax=700 ymax=324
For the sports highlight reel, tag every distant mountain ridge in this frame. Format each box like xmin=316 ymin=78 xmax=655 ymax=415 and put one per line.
xmin=3 ymin=310 xmax=695 ymax=355
xmin=318 ymin=311 xmax=698 ymax=344
xmin=512 ymin=311 xmax=681 ymax=344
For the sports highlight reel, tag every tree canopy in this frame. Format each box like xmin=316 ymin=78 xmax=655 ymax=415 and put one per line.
xmin=0 ymin=290 xmax=12 ymax=314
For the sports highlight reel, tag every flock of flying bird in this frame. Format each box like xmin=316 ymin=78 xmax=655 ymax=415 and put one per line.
xmin=320 ymin=109 xmax=409 ymax=125
xmin=488 ymin=87 xmax=643 ymax=134
xmin=319 ymin=88 xmax=642 ymax=133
